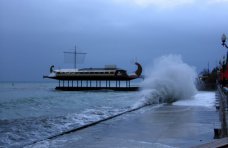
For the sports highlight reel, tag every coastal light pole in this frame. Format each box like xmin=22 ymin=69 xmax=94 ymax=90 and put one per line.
xmin=221 ymin=34 xmax=228 ymax=63
xmin=220 ymin=34 xmax=228 ymax=137
xmin=221 ymin=34 xmax=228 ymax=86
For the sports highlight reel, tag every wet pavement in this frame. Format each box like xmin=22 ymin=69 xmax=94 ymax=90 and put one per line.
xmin=30 ymin=104 xmax=219 ymax=148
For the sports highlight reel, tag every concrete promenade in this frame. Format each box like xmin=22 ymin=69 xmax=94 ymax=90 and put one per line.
xmin=30 ymin=104 xmax=220 ymax=148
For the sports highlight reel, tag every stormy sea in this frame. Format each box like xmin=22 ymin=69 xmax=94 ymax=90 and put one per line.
xmin=0 ymin=55 xmax=217 ymax=147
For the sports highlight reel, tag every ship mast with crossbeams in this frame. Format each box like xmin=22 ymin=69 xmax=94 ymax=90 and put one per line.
xmin=64 ymin=45 xmax=87 ymax=70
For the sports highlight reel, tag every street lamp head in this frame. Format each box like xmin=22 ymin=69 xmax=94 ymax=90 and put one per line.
xmin=222 ymin=34 xmax=227 ymax=45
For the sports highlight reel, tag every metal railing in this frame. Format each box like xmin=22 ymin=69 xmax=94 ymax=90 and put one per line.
xmin=217 ymin=84 xmax=228 ymax=137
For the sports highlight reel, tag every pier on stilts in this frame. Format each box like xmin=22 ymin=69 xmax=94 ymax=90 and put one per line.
xmin=55 ymin=79 xmax=139 ymax=91
xmin=44 ymin=65 xmax=142 ymax=91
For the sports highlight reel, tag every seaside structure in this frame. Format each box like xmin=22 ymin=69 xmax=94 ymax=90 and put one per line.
xmin=43 ymin=63 xmax=142 ymax=91
xmin=43 ymin=46 xmax=143 ymax=91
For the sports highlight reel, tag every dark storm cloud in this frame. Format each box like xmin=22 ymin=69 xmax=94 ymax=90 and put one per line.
xmin=0 ymin=0 xmax=228 ymax=81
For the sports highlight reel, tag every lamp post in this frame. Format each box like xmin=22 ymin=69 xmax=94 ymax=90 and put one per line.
xmin=219 ymin=34 xmax=228 ymax=137
xmin=221 ymin=34 xmax=228 ymax=86
xmin=221 ymin=34 xmax=228 ymax=64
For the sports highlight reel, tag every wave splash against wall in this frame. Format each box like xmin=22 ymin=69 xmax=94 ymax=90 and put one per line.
xmin=135 ymin=54 xmax=197 ymax=108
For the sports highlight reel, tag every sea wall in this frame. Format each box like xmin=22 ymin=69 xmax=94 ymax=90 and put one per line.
xmin=216 ymin=84 xmax=228 ymax=138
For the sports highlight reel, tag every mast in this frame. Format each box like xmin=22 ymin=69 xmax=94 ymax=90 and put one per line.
xmin=64 ymin=44 xmax=87 ymax=69
xmin=74 ymin=45 xmax=77 ymax=69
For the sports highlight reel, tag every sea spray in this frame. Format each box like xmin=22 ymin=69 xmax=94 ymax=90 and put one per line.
xmin=134 ymin=54 xmax=197 ymax=108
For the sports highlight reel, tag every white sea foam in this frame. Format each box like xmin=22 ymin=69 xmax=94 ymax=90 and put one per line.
xmin=134 ymin=54 xmax=197 ymax=108
xmin=174 ymin=91 xmax=215 ymax=107
xmin=0 ymin=107 xmax=129 ymax=147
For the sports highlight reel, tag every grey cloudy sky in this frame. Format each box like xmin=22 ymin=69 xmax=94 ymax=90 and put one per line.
xmin=0 ymin=0 xmax=228 ymax=81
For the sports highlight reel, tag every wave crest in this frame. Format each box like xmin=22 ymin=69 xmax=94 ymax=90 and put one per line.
xmin=136 ymin=54 xmax=197 ymax=107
